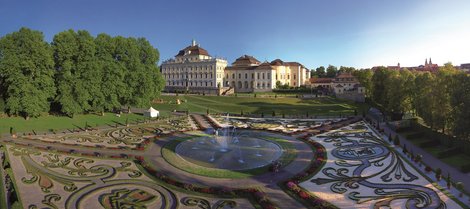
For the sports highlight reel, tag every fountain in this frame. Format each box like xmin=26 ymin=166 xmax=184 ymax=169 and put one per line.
xmin=175 ymin=127 xmax=283 ymax=170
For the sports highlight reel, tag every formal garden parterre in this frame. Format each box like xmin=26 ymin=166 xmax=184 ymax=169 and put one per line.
xmin=0 ymin=114 xmax=468 ymax=209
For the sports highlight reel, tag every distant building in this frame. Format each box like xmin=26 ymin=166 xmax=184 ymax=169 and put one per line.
xmin=161 ymin=40 xmax=228 ymax=94
xmin=460 ymin=63 xmax=470 ymax=73
xmin=309 ymin=77 xmax=333 ymax=89
xmin=411 ymin=58 xmax=439 ymax=72
xmin=372 ymin=58 xmax=440 ymax=72
xmin=224 ymin=55 xmax=311 ymax=93
xmin=308 ymin=73 xmax=365 ymax=102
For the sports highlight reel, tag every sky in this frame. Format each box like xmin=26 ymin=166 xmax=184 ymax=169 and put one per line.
xmin=1 ymin=0 xmax=469 ymax=69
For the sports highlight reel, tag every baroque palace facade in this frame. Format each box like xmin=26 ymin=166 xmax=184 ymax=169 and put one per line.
xmin=224 ymin=55 xmax=310 ymax=93
xmin=161 ymin=40 xmax=310 ymax=94
xmin=160 ymin=40 xmax=227 ymax=94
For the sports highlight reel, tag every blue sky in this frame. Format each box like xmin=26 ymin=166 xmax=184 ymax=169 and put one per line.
xmin=1 ymin=0 xmax=469 ymax=69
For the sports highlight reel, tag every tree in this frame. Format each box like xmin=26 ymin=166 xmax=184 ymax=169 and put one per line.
xmin=95 ymin=33 xmax=126 ymax=114
xmin=412 ymin=72 xmax=436 ymax=128
xmin=371 ymin=67 xmax=390 ymax=105
xmin=353 ymin=69 xmax=373 ymax=98
xmin=432 ymin=66 xmax=457 ymax=133
xmin=326 ymin=65 xmax=337 ymax=78
xmin=53 ymin=29 xmax=101 ymax=117
xmin=315 ymin=66 xmax=326 ymax=78
xmin=450 ymin=73 xmax=470 ymax=139
xmin=338 ymin=66 xmax=355 ymax=74
xmin=0 ymin=27 xmax=56 ymax=119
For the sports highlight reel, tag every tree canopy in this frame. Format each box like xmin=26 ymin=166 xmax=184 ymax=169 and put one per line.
xmin=0 ymin=28 xmax=164 ymax=118
xmin=0 ymin=28 xmax=56 ymax=119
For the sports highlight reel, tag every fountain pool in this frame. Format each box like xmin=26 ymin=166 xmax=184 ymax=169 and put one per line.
xmin=175 ymin=128 xmax=283 ymax=170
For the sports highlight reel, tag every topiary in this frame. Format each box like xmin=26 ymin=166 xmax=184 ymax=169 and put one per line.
xmin=393 ymin=135 xmax=400 ymax=146
xmin=435 ymin=168 xmax=442 ymax=181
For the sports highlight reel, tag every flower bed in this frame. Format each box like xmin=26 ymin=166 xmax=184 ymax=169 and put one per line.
xmin=279 ymin=137 xmax=338 ymax=209
xmin=137 ymin=156 xmax=279 ymax=209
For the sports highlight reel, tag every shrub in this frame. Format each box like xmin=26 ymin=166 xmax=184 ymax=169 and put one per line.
xmin=435 ymin=168 xmax=442 ymax=180
xmin=446 ymin=173 xmax=451 ymax=189
xmin=393 ymin=135 xmax=400 ymax=146
xmin=455 ymin=182 xmax=464 ymax=197
xmin=425 ymin=166 xmax=432 ymax=172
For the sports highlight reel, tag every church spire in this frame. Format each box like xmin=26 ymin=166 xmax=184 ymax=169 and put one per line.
xmin=191 ymin=39 xmax=196 ymax=46
xmin=425 ymin=58 xmax=428 ymax=66
xmin=429 ymin=57 xmax=432 ymax=65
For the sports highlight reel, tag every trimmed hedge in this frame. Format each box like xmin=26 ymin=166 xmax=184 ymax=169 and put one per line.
xmin=461 ymin=164 xmax=470 ymax=173
xmin=437 ymin=147 xmax=461 ymax=159
xmin=419 ymin=140 xmax=440 ymax=148
xmin=406 ymin=132 xmax=425 ymax=139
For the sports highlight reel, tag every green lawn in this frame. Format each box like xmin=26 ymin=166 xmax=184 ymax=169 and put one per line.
xmin=0 ymin=113 xmax=145 ymax=135
xmin=441 ymin=154 xmax=470 ymax=168
xmin=0 ymin=95 xmax=367 ymax=135
xmin=154 ymin=95 xmax=367 ymax=116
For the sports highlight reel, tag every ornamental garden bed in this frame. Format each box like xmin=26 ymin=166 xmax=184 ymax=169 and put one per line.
xmin=298 ymin=121 xmax=465 ymax=209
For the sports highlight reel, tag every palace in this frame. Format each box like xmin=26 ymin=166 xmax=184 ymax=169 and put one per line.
xmin=223 ymin=55 xmax=311 ymax=93
xmin=160 ymin=40 xmax=228 ymax=94
xmin=161 ymin=41 xmax=310 ymax=94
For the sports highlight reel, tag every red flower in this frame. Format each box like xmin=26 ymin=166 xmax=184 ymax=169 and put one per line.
xmin=299 ymin=191 xmax=310 ymax=199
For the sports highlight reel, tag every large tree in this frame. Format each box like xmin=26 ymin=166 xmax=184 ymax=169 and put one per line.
xmin=338 ymin=66 xmax=355 ymax=74
xmin=0 ymin=28 xmax=56 ymax=119
xmin=352 ymin=68 xmax=373 ymax=97
xmin=314 ymin=66 xmax=326 ymax=78
xmin=53 ymin=29 xmax=102 ymax=117
xmin=450 ymin=73 xmax=470 ymax=139
xmin=326 ymin=65 xmax=338 ymax=78
xmin=412 ymin=72 xmax=436 ymax=127
xmin=432 ymin=64 xmax=458 ymax=133
xmin=94 ymin=33 xmax=125 ymax=114
xmin=371 ymin=66 xmax=390 ymax=107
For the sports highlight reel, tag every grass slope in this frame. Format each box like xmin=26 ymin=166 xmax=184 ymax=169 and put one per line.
xmin=155 ymin=95 xmax=367 ymax=116
xmin=0 ymin=113 xmax=144 ymax=135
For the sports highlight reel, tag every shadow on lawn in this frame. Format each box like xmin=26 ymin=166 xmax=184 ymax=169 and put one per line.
xmin=237 ymin=101 xmax=351 ymax=116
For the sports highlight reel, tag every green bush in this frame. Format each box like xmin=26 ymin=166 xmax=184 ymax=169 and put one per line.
xmin=393 ymin=135 xmax=400 ymax=146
